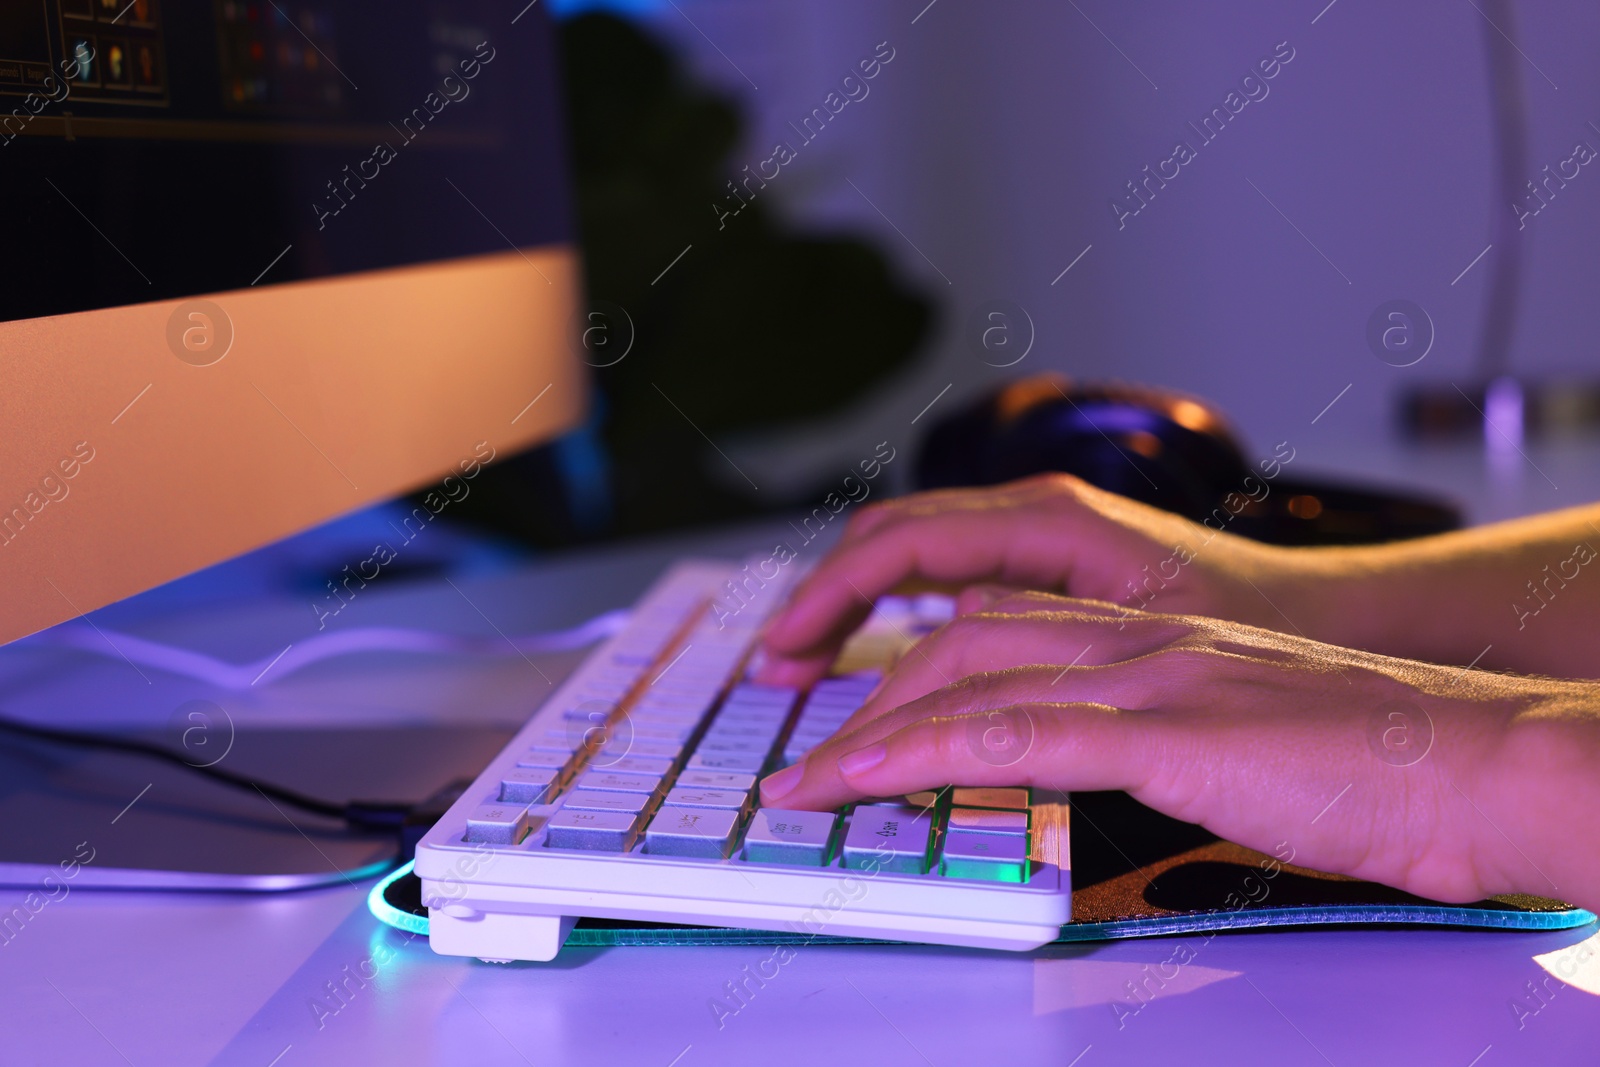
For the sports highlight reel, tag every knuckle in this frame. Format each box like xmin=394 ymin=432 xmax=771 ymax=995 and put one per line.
xmin=1152 ymin=643 xmax=1225 ymax=675
xmin=994 ymin=590 xmax=1057 ymax=612
xmin=845 ymin=500 xmax=894 ymax=535
xmin=1020 ymin=470 xmax=1082 ymax=494
xmin=1037 ymin=471 xmax=1089 ymax=502
xmin=942 ymin=668 xmax=1014 ymax=710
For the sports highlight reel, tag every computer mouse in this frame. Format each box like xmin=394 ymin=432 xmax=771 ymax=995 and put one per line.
xmin=914 ymin=374 xmax=1460 ymax=545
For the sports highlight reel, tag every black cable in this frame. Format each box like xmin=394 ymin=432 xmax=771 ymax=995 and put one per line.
xmin=0 ymin=715 xmax=404 ymax=832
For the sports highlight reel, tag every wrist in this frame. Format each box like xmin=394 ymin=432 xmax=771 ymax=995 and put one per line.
xmin=1250 ymin=542 xmax=1462 ymax=659
xmin=1476 ymin=689 xmax=1600 ymax=906
xmin=1229 ymin=541 xmax=1379 ymax=649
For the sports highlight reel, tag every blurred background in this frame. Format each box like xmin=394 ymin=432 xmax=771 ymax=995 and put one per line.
xmin=136 ymin=0 xmax=1600 ymax=605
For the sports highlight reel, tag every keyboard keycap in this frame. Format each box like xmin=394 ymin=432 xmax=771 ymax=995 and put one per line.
xmin=600 ymin=756 xmax=675 ymax=777
xmin=742 ymin=809 xmax=836 ymax=866
xmin=676 ymin=771 xmax=757 ymax=792
xmin=694 ymin=737 xmax=772 ymax=755
xmin=644 ymin=806 xmax=741 ymax=858
xmin=685 ymin=751 xmax=766 ymax=773
xmin=629 ymin=706 xmax=704 ymax=725
xmin=628 ymin=722 xmax=698 ymax=742
xmin=939 ymin=830 xmax=1028 ymax=882
xmin=950 ymin=787 xmax=1031 ymax=811
xmin=516 ymin=750 xmax=571 ymax=771
xmin=500 ymin=768 xmax=557 ymax=804
xmin=546 ymin=809 xmax=639 ymax=851
xmin=599 ymin=738 xmax=684 ymax=761
xmin=465 ymin=802 xmax=531 ymax=844
xmin=663 ymin=787 xmax=749 ymax=810
xmin=530 ymin=730 xmax=581 ymax=752
xmin=718 ymin=703 xmax=790 ymax=719
xmin=577 ymin=770 xmax=665 ymax=796
xmin=701 ymin=720 xmax=779 ymax=739
xmin=948 ymin=807 xmax=1028 ymax=835
xmin=634 ymin=696 xmax=715 ymax=716
xmin=561 ymin=790 xmax=652 ymax=814
xmin=841 ymin=805 xmax=933 ymax=874
xmin=727 ymin=684 xmax=797 ymax=706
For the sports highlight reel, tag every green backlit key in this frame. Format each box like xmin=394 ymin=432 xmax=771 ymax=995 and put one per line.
xmin=940 ymin=830 xmax=1029 ymax=883
xmin=947 ymin=807 xmax=1028 ymax=835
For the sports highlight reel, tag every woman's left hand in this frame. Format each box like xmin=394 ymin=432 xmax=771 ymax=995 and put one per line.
xmin=757 ymin=589 xmax=1600 ymax=910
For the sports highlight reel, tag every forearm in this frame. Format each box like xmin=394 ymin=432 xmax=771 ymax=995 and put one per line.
xmin=1276 ymin=503 xmax=1600 ymax=678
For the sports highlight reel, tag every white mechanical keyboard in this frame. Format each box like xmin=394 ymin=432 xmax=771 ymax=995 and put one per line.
xmin=414 ymin=559 xmax=1071 ymax=962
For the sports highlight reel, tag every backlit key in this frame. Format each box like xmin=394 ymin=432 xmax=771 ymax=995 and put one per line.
xmin=601 ymin=756 xmax=675 ymax=777
xmin=948 ymin=807 xmax=1028 ymax=835
xmin=561 ymin=789 xmax=651 ymax=815
xmin=663 ymin=787 xmax=749 ymax=810
xmin=727 ymin=684 xmax=797 ymax=706
xmin=702 ymin=720 xmax=778 ymax=739
xmin=599 ymin=738 xmax=684 ymax=761
xmin=675 ymin=770 xmax=757 ymax=792
xmin=742 ymin=809 xmax=836 ymax=866
xmin=546 ymin=809 xmax=639 ymax=851
xmin=950 ymin=787 xmax=1031 ymax=811
xmin=841 ymin=805 xmax=932 ymax=874
xmin=465 ymin=802 xmax=530 ymax=844
xmin=500 ymin=768 xmax=557 ymax=804
xmin=686 ymin=751 xmax=766 ymax=773
xmin=516 ymin=750 xmax=571 ymax=771
xmin=644 ymin=805 xmax=741 ymax=858
xmin=577 ymin=770 xmax=665 ymax=796
xmin=939 ymin=830 xmax=1028 ymax=882
xmin=628 ymin=722 xmax=698 ymax=742
xmin=694 ymin=737 xmax=772 ymax=755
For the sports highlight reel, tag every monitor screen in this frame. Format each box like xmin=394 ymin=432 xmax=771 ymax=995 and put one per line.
xmin=0 ymin=0 xmax=588 ymax=645
xmin=0 ymin=0 xmax=573 ymax=319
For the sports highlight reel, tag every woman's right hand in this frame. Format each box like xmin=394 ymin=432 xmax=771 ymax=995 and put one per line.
xmin=758 ymin=473 xmax=1317 ymax=688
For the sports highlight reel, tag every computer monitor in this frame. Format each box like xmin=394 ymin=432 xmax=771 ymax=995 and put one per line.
xmin=0 ymin=0 xmax=587 ymax=646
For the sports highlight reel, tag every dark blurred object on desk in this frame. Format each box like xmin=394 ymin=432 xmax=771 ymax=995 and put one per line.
xmin=1401 ymin=379 xmax=1600 ymax=440
xmin=916 ymin=374 xmax=1461 ymax=546
xmin=443 ymin=14 xmax=933 ymax=549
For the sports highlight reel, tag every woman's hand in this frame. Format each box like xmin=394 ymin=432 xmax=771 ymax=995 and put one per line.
xmin=757 ymin=591 xmax=1600 ymax=910
xmin=757 ymin=473 xmax=1314 ymax=688
xmin=759 ymin=474 xmax=1600 ymax=684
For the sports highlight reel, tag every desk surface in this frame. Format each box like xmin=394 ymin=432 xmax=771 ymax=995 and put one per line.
xmin=4 ymin=442 xmax=1600 ymax=1066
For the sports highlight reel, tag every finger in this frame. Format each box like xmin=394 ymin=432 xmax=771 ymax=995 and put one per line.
xmin=771 ymin=656 xmax=1210 ymax=812
xmin=760 ymin=647 xmax=1492 ymax=907
xmin=762 ymin=701 xmax=1144 ymax=812
xmin=755 ymin=587 xmax=1137 ymax=689
xmin=954 ymin=583 xmax=1027 ymax=616
xmin=826 ymin=610 xmax=1187 ymax=739
xmin=761 ymin=478 xmax=1097 ymax=662
xmin=838 ymin=484 xmax=1005 ymax=545
xmin=976 ymin=590 xmax=1135 ymax=619
xmin=752 ymin=647 xmax=837 ymax=688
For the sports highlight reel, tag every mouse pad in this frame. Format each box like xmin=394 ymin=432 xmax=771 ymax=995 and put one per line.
xmin=377 ymin=790 xmax=1594 ymax=945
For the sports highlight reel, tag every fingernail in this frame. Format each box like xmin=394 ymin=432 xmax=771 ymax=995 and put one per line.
xmin=760 ymin=763 xmax=804 ymax=802
xmin=837 ymin=743 xmax=887 ymax=777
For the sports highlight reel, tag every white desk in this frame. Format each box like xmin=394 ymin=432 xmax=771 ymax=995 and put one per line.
xmin=4 ymin=442 xmax=1599 ymax=1066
